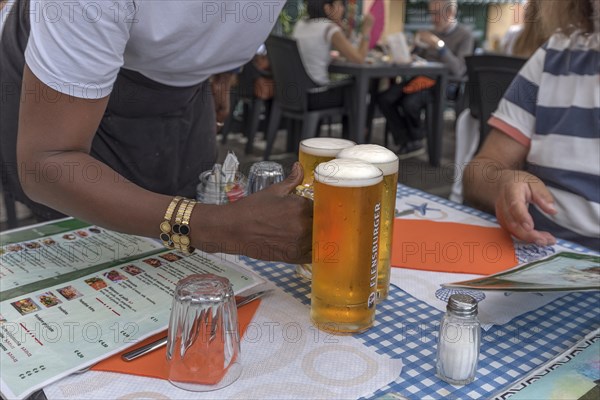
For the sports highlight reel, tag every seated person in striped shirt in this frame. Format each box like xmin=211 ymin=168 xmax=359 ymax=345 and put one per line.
xmin=464 ymin=0 xmax=599 ymax=249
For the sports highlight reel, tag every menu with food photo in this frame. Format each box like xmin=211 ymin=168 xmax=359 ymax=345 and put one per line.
xmin=0 ymin=219 xmax=265 ymax=400
xmin=0 ymin=219 xmax=161 ymax=293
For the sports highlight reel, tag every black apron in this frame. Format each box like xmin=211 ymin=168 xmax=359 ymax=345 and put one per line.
xmin=0 ymin=0 xmax=218 ymax=221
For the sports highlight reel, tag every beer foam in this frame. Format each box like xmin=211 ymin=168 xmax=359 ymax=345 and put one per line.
xmin=314 ymin=159 xmax=383 ymax=187
xmin=300 ymin=138 xmax=356 ymax=157
xmin=337 ymin=144 xmax=399 ymax=176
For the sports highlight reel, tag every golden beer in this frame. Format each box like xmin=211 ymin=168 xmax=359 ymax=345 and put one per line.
xmin=296 ymin=138 xmax=355 ymax=280
xmin=337 ymin=145 xmax=399 ymax=302
xmin=311 ymin=159 xmax=383 ymax=333
xmin=298 ymin=137 xmax=356 ymax=187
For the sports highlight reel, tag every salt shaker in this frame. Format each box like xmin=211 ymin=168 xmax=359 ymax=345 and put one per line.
xmin=436 ymin=294 xmax=481 ymax=386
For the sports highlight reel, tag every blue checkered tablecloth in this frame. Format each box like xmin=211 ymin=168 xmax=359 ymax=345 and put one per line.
xmin=241 ymin=184 xmax=600 ymax=400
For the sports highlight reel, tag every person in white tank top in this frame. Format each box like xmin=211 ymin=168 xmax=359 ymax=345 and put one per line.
xmin=293 ymin=0 xmax=374 ymax=84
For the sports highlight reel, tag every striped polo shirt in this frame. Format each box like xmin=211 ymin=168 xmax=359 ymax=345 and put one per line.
xmin=488 ymin=31 xmax=600 ymax=250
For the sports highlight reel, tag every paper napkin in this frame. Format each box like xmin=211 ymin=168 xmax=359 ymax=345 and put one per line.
xmin=91 ymin=299 xmax=261 ymax=379
xmin=391 ymin=220 xmax=518 ymax=275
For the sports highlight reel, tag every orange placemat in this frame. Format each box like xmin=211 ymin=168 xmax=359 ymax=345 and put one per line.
xmin=91 ymin=299 xmax=261 ymax=380
xmin=391 ymin=220 xmax=517 ymax=274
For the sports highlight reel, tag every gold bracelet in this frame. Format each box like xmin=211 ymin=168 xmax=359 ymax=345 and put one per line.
xmin=178 ymin=200 xmax=197 ymax=254
xmin=171 ymin=199 xmax=191 ymax=247
xmin=159 ymin=196 xmax=183 ymax=248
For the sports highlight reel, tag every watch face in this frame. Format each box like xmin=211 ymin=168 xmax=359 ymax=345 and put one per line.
xmin=437 ymin=39 xmax=445 ymax=49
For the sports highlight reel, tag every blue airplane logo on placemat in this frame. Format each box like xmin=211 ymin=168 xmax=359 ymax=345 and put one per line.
xmin=395 ymin=202 xmax=441 ymax=217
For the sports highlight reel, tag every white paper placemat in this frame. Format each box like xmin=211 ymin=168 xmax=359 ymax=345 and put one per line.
xmin=389 ymin=267 xmax=566 ymax=330
xmin=391 ymin=190 xmax=591 ymax=330
xmin=44 ymin=287 xmax=403 ymax=400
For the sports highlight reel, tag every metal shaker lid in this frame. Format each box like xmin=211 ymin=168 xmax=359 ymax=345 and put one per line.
xmin=447 ymin=294 xmax=478 ymax=317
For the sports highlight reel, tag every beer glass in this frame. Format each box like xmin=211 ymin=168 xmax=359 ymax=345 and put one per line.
xmin=311 ymin=159 xmax=383 ymax=334
xmin=296 ymin=137 xmax=355 ymax=280
xmin=337 ymin=144 xmax=399 ymax=302
xmin=297 ymin=137 xmax=356 ymax=193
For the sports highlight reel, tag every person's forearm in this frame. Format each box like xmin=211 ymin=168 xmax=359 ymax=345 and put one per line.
xmin=210 ymin=72 xmax=235 ymax=108
xmin=19 ymin=150 xmax=235 ymax=252
xmin=440 ymin=51 xmax=464 ymax=77
xmin=211 ymin=72 xmax=234 ymax=124
xmin=332 ymin=29 xmax=371 ymax=64
xmin=357 ymin=37 xmax=370 ymax=60
xmin=465 ymin=154 xmax=558 ymax=246
xmin=440 ymin=38 xmax=472 ymax=77
xmin=17 ymin=66 xmax=229 ymax=254
xmin=345 ymin=37 xmax=369 ymax=63
xmin=21 ymin=151 xmax=172 ymax=237
xmin=463 ymin=156 xmax=506 ymax=213
xmin=211 ymin=72 xmax=235 ymax=90
xmin=464 ymin=156 xmax=535 ymax=214
xmin=464 ymin=129 xmax=530 ymax=214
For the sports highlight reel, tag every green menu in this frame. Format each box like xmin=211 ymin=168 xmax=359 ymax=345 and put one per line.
xmin=0 ymin=219 xmax=264 ymax=399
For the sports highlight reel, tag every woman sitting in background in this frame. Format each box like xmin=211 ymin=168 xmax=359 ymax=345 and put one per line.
xmin=464 ymin=0 xmax=599 ymax=249
xmin=293 ymin=0 xmax=374 ymax=85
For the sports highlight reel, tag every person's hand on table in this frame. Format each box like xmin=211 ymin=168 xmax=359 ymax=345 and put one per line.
xmin=194 ymin=163 xmax=313 ymax=264
xmin=495 ymin=170 xmax=558 ymax=247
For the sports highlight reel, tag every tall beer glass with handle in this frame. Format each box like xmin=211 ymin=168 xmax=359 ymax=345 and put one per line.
xmin=337 ymin=144 xmax=399 ymax=302
xmin=296 ymin=138 xmax=355 ymax=280
xmin=311 ymin=159 xmax=383 ymax=334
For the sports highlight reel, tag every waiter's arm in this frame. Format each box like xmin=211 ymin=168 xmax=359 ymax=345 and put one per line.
xmin=18 ymin=66 xmax=312 ymax=263
xmin=18 ymin=66 xmax=172 ymax=238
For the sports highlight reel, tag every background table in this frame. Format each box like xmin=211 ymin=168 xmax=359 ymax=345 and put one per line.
xmin=329 ymin=61 xmax=448 ymax=166
xmin=242 ymin=183 xmax=600 ymax=399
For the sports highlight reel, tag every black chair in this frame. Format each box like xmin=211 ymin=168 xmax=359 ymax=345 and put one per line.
xmin=221 ymin=60 xmax=273 ymax=155
xmin=263 ymin=35 xmax=353 ymax=160
xmin=465 ymin=54 xmax=526 ymax=148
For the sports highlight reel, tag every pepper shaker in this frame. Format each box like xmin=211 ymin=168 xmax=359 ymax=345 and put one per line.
xmin=436 ymin=294 xmax=481 ymax=386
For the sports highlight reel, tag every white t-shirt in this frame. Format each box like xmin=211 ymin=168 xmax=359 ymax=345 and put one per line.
xmin=24 ymin=0 xmax=285 ymax=99
xmin=292 ymin=18 xmax=341 ymax=84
